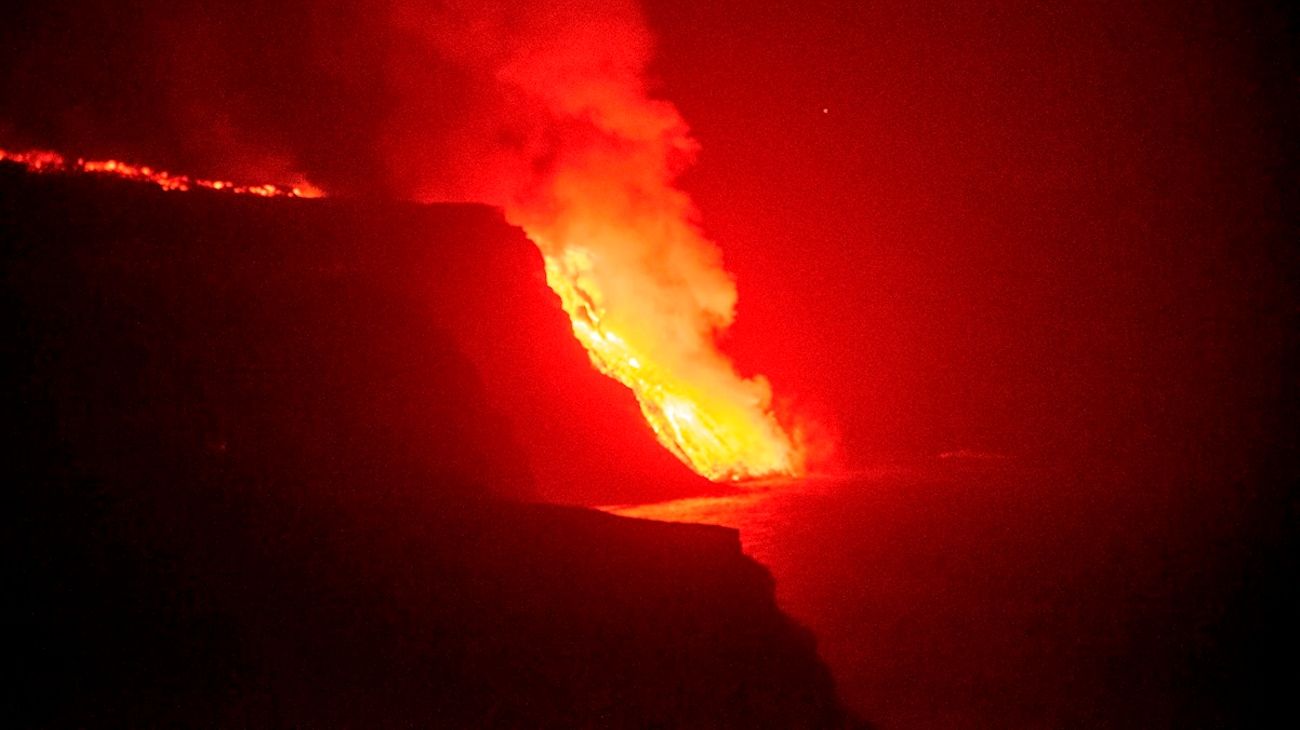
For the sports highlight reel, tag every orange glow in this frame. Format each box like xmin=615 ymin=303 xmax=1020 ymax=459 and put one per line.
xmin=481 ymin=17 xmax=809 ymax=483
xmin=0 ymin=148 xmax=324 ymax=199
xmin=507 ymin=130 xmax=807 ymax=481
xmin=534 ymin=238 xmax=804 ymax=482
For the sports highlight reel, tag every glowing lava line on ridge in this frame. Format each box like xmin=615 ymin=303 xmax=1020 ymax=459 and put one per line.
xmin=0 ymin=148 xmax=323 ymax=199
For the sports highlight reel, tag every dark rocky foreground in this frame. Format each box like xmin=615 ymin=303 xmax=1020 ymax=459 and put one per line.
xmin=4 ymin=167 xmax=863 ymax=728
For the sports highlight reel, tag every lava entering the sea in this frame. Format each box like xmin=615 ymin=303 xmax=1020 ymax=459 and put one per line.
xmin=527 ymin=227 xmax=805 ymax=483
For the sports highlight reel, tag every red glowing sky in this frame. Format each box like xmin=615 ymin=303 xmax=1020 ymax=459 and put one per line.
xmin=644 ymin=0 xmax=1291 ymax=469
xmin=0 ymin=0 xmax=1290 ymax=475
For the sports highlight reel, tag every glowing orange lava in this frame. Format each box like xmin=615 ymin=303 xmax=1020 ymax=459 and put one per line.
xmin=533 ymin=239 xmax=805 ymax=482
xmin=0 ymin=148 xmax=323 ymax=199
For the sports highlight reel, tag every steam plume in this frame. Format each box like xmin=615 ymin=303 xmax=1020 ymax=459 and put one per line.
xmin=389 ymin=1 xmax=804 ymax=480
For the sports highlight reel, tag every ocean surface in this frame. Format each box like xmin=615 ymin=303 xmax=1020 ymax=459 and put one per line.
xmin=605 ymin=455 xmax=1276 ymax=728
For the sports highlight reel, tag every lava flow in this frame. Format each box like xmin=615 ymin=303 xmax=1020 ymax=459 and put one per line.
xmin=529 ymin=229 xmax=804 ymax=483
xmin=0 ymin=148 xmax=323 ymax=199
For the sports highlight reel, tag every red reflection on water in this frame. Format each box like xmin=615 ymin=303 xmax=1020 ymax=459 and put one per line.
xmin=599 ymin=459 xmax=1229 ymax=729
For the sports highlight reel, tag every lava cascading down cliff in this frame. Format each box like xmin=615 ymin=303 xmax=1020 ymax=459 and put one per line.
xmin=399 ymin=1 xmax=807 ymax=482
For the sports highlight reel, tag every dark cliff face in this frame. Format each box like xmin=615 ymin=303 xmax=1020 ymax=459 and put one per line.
xmin=1 ymin=165 xmax=715 ymax=506
xmin=4 ymin=167 xmax=860 ymax=728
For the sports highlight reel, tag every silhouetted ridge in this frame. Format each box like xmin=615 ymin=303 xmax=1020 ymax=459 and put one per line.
xmin=4 ymin=168 xmax=864 ymax=728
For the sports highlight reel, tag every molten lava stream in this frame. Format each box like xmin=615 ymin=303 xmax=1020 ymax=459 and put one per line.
xmin=538 ymin=241 xmax=805 ymax=483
